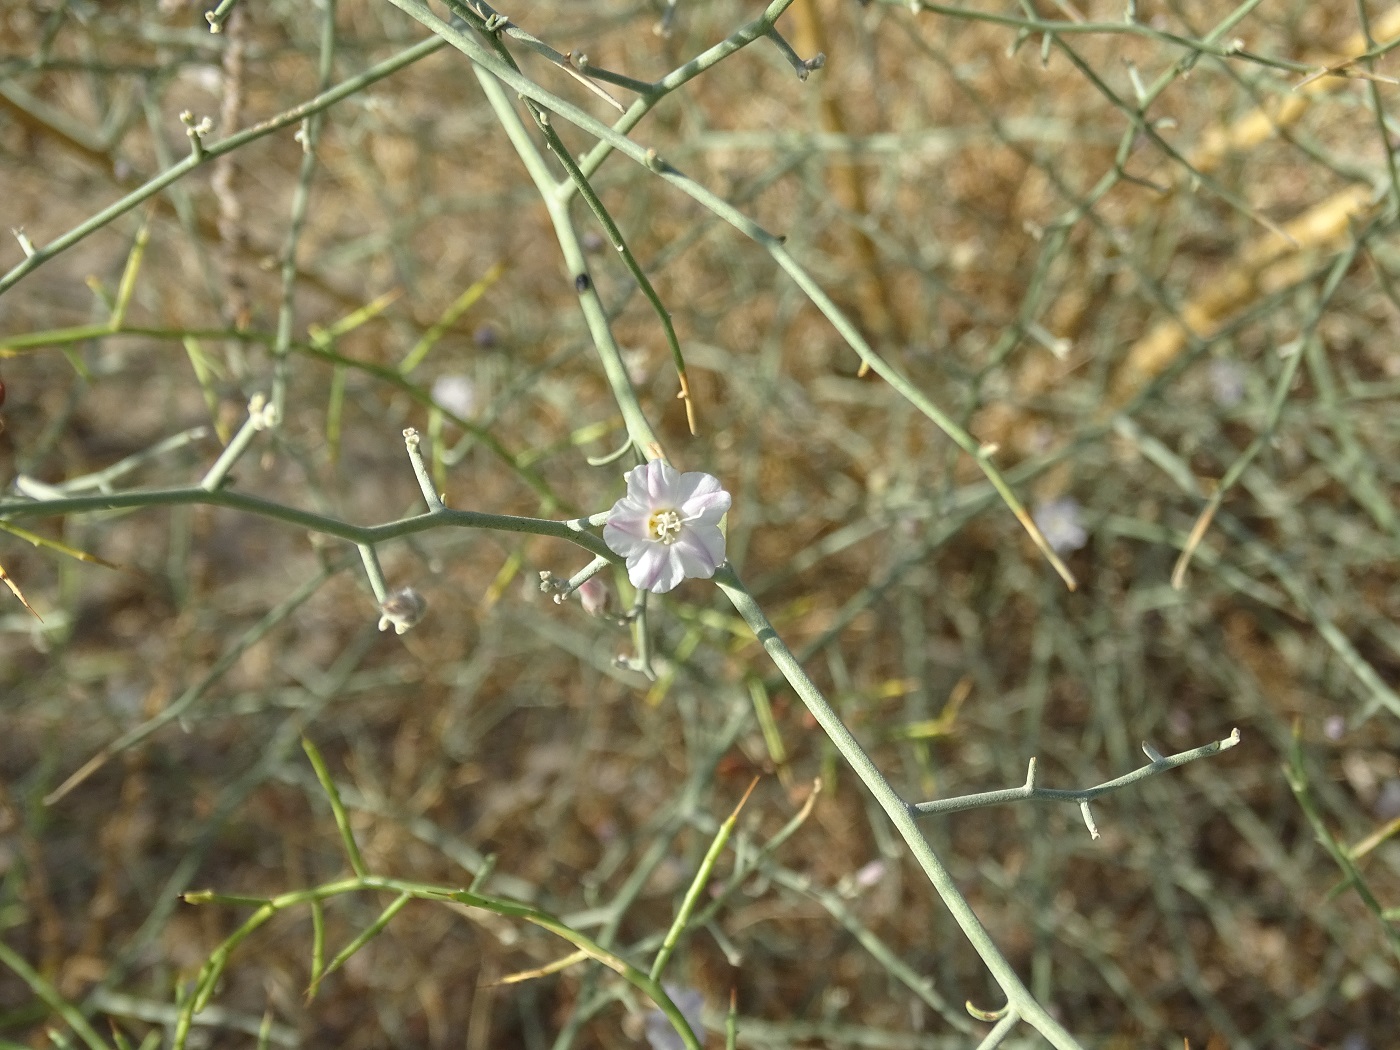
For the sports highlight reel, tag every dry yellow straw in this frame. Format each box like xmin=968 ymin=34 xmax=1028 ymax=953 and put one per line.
xmin=1108 ymin=183 xmax=1374 ymax=406
xmin=1103 ymin=9 xmax=1400 ymax=402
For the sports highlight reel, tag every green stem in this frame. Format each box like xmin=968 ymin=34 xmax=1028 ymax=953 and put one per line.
xmin=0 ymin=37 xmax=445 ymax=297
xmin=383 ymin=0 xmax=1075 ymax=586
xmin=469 ymin=63 xmax=664 ymax=461
xmin=302 ymin=736 xmax=369 ymax=878
xmin=530 ymin=108 xmax=697 ymax=434
xmin=570 ymin=0 xmax=802 ymax=189
xmin=0 ymin=485 xmax=617 ymax=563
xmin=649 ymin=781 xmax=755 ymax=981
xmin=271 ymin=0 xmax=337 ymax=417
xmin=179 ymin=874 xmax=703 ymax=1050
xmin=713 ymin=565 xmax=1085 ymax=1050
xmin=894 ymin=1 xmax=1307 ymax=72
xmin=0 ymin=939 xmax=113 ymax=1050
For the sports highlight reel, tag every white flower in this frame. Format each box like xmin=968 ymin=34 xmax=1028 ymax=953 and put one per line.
xmin=431 ymin=374 xmax=479 ymax=419
xmin=603 ymin=460 xmax=730 ymax=594
xmin=1032 ymin=497 xmax=1087 ymax=554
xmin=1208 ymin=359 xmax=1245 ymax=408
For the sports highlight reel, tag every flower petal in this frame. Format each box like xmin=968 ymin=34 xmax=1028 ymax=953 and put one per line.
xmin=603 ymin=520 xmax=651 ymax=560
xmin=621 ymin=462 xmax=652 ymax=504
xmin=628 ymin=544 xmax=686 ymax=594
xmin=649 ymin=460 xmax=682 ymax=503
xmin=624 ymin=459 xmax=680 ymax=507
xmin=670 ymin=524 xmax=725 ymax=579
xmin=683 ymin=490 xmax=730 ymax=525
xmin=605 ymin=496 xmax=651 ymax=535
xmin=671 ymin=470 xmax=720 ymax=506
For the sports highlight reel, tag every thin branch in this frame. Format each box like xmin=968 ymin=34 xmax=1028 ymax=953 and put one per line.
xmin=0 ymin=37 xmax=446 ymax=296
xmin=910 ymin=730 xmax=1242 ymax=819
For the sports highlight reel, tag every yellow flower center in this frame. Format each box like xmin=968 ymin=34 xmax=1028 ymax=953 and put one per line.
xmin=647 ymin=508 xmax=684 ymax=544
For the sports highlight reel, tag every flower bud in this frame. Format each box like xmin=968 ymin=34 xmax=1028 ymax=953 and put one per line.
xmin=377 ymin=587 xmax=426 ymax=634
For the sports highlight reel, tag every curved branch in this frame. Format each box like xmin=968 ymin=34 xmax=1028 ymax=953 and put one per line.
xmin=0 ymin=485 xmax=619 ymax=563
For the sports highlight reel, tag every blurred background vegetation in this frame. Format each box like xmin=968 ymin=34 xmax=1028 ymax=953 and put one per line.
xmin=1 ymin=0 xmax=1399 ymax=1047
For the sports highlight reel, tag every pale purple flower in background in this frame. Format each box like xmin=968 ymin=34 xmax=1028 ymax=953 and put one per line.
xmin=1324 ymin=715 xmax=1346 ymax=742
xmin=837 ymin=857 xmax=888 ymax=898
xmin=431 ymin=374 xmax=478 ymax=419
xmin=577 ymin=575 xmax=611 ymax=616
xmin=621 ymin=346 xmax=650 ymax=387
xmin=1375 ymin=778 xmax=1400 ymax=821
xmin=853 ymin=858 xmax=887 ymax=889
xmin=643 ymin=985 xmax=705 ymax=1050
xmin=604 ymin=461 xmax=730 ymax=594
xmin=1208 ymin=359 xmax=1245 ymax=408
xmin=1028 ymin=424 xmax=1056 ymax=455
xmin=1032 ymin=497 xmax=1088 ymax=554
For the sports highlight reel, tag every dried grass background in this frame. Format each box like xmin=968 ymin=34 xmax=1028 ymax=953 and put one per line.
xmin=2 ymin=1 xmax=1400 ymax=1048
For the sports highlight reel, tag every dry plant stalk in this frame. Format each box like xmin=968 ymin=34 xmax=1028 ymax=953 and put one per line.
xmin=1104 ymin=10 xmax=1399 ymax=404
xmin=788 ymin=0 xmax=904 ymax=374
xmin=1107 ymin=183 xmax=1374 ymax=407
xmin=999 ymin=12 xmax=1398 ymax=426
xmin=211 ymin=7 xmax=251 ymax=329
xmin=1186 ymin=6 xmax=1400 ymax=178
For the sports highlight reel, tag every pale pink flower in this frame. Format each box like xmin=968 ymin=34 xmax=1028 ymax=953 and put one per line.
xmin=577 ymin=576 xmax=611 ymax=616
xmin=854 ymin=858 xmax=887 ymax=889
xmin=603 ymin=461 xmax=730 ymax=594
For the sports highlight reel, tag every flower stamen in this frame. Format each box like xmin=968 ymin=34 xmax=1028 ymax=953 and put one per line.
xmin=648 ymin=508 xmax=684 ymax=544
